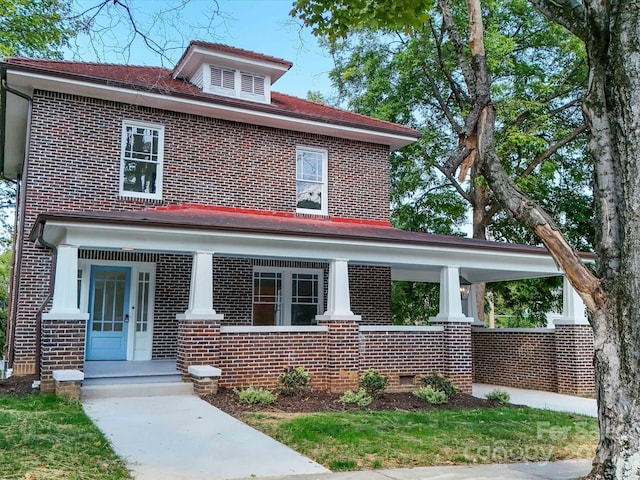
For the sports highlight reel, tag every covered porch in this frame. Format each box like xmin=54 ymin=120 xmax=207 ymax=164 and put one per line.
xmin=32 ymin=206 xmax=591 ymax=394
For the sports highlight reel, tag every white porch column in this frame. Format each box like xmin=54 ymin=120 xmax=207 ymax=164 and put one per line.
xmin=316 ymin=258 xmax=361 ymax=321
xmin=430 ymin=265 xmax=473 ymax=323
xmin=554 ymin=276 xmax=589 ymax=326
xmin=42 ymin=244 xmax=88 ymax=320
xmin=467 ymin=284 xmax=484 ymax=325
xmin=176 ymin=251 xmax=224 ymax=321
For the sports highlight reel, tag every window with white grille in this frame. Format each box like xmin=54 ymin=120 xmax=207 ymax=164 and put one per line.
xmin=120 ymin=120 xmax=164 ymax=200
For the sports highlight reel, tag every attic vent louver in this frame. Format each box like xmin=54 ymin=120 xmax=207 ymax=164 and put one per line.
xmin=241 ymin=73 xmax=265 ymax=96
xmin=210 ymin=66 xmax=235 ymax=90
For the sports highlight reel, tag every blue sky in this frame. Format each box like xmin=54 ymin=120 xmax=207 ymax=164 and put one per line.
xmin=67 ymin=0 xmax=335 ymax=99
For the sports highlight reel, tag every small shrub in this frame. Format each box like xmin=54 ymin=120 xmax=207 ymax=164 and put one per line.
xmin=234 ymin=387 xmax=276 ymax=405
xmin=485 ymin=388 xmax=511 ymax=404
xmin=278 ymin=366 xmax=312 ymax=396
xmin=421 ymin=371 xmax=457 ymax=399
xmin=413 ymin=385 xmax=448 ymax=405
xmin=339 ymin=388 xmax=373 ymax=408
xmin=359 ymin=369 xmax=388 ymax=398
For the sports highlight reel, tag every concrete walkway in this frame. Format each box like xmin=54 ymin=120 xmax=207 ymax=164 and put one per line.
xmin=82 ymin=395 xmax=329 ymax=480
xmin=473 ymin=384 xmax=597 ymax=417
xmin=83 ymin=385 xmax=597 ymax=480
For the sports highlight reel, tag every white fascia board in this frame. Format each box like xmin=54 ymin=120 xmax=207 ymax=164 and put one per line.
xmin=9 ymin=70 xmax=416 ymax=150
xmin=46 ymin=220 xmax=562 ymax=280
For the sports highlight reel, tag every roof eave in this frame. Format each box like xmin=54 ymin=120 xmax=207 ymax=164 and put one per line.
xmin=5 ymin=65 xmax=418 ymax=150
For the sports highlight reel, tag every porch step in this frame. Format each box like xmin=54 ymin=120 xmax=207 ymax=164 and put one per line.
xmin=81 ymin=381 xmax=194 ymax=400
xmin=82 ymin=372 xmax=183 ymax=386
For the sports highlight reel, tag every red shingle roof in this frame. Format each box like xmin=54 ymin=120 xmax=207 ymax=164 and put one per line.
xmin=3 ymin=56 xmax=418 ymax=138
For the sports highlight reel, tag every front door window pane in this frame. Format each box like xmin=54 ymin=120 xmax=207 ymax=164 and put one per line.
xmin=91 ymin=270 xmax=128 ymax=333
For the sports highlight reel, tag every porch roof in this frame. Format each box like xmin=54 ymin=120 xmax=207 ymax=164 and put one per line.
xmin=31 ymin=206 xmax=590 ymax=283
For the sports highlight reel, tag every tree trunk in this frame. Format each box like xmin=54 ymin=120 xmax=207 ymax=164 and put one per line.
xmin=471 ymin=165 xmax=488 ymax=323
xmin=579 ymin=2 xmax=640 ymax=477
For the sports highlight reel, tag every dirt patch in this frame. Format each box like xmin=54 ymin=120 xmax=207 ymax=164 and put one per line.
xmin=204 ymin=388 xmax=500 ymax=417
xmin=0 ymin=375 xmax=38 ymax=397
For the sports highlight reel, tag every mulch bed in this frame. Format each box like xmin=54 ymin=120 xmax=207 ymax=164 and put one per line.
xmin=204 ymin=387 xmax=499 ymax=417
xmin=0 ymin=374 xmax=38 ymax=397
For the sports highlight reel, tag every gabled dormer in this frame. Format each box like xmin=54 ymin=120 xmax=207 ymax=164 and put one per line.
xmin=172 ymin=41 xmax=292 ymax=104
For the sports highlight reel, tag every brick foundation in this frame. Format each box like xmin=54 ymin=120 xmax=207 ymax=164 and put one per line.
xmin=431 ymin=322 xmax=473 ymax=394
xmin=555 ymin=324 xmax=595 ymax=396
xmin=319 ymin=319 xmax=361 ymax=393
xmin=40 ymin=319 xmax=87 ymax=393
xmin=176 ymin=319 xmax=220 ymax=378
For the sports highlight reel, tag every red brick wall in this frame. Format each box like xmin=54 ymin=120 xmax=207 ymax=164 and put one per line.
xmin=11 ymin=90 xmax=390 ymax=373
xmin=216 ymin=325 xmax=447 ymax=393
xmin=40 ymin=319 xmax=87 ymax=393
xmin=359 ymin=328 xmax=444 ymax=391
xmin=218 ymin=329 xmax=329 ymax=390
xmin=176 ymin=320 xmax=220 ymax=377
xmin=349 ymin=265 xmax=392 ymax=325
xmin=472 ymin=329 xmax=558 ymax=392
xmin=555 ymin=324 xmax=595 ymax=396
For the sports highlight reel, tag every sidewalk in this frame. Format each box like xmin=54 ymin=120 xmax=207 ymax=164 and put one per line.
xmin=473 ymin=384 xmax=597 ymax=417
xmin=232 ymin=459 xmax=592 ymax=480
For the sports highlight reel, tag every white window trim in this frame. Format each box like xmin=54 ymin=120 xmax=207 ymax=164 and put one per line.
xmin=119 ymin=120 xmax=164 ymax=200
xmin=252 ymin=266 xmax=324 ymax=326
xmin=296 ymin=146 xmax=329 ymax=216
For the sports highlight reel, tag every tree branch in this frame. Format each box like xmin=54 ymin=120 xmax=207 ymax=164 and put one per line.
xmin=517 ymin=125 xmax=587 ymax=179
xmin=528 ymin=0 xmax=588 ymax=41
xmin=438 ymin=0 xmax=476 ymax=98
xmin=429 ymin=20 xmax=469 ymax=110
xmin=436 ymin=163 xmax=472 ymax=202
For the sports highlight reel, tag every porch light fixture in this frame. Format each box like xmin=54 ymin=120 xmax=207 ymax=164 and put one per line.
xmin=459 ymin=278 xmax=471 ymax=300
xmin=121 ymin=247 xmax=134 ymax=252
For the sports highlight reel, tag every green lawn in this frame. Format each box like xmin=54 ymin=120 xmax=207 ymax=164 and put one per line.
xmin=0 ymin=394 xmax=131 ymax=480
xmin=243 ymin=407 xmax=598 ymax=471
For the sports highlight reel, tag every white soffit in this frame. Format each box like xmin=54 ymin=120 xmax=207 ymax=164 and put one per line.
xmin=7 ymin=70 xmax=416 ymax=150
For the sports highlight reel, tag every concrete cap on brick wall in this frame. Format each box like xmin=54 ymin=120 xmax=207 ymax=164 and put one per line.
xmin=188 ymin=365 xmax=222 ymax=378
xmin=52 ymin=370 xmax=84 ymax=382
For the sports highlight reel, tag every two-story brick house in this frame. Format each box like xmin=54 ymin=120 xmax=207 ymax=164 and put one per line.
xmin=0 ymin=41 xmax=593 ymax=396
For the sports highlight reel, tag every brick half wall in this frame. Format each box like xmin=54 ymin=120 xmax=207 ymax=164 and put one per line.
xmin=472 ymin=328 xmax=558 ymax=392
xmin=218 ymin=327 xmax=329 ymax=390
xmin=212 ymin=325 xmax=448 ymax=393
xmin=359 ymin=326 xmax=444 ymax=391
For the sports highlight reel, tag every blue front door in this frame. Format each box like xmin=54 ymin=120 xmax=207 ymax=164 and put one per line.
xmin=86 ymin=266 xmax=131 ymax=361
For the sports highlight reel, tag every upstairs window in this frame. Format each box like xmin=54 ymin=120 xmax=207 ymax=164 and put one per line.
xmin=120 ymin=121 xmax=164 ymax=200
xmin=296 ymin=147 xmax=328 ymax=215
xmin=210 ymin=66 xmax=235 ymax=91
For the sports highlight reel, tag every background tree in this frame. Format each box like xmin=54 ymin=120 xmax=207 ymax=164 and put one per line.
xmin=293 ymin=0 xmax=640 ymax=477
xmin=307 ymin=0 xmax=591 ymax=325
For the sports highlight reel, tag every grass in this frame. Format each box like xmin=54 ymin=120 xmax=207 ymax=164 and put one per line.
xmin=243 ymin=407 xmax=598 ymax=471
xmin=0 ymin=394 xmax=131 ymax=480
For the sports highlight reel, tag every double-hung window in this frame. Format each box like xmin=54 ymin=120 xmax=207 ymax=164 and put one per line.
xmin=253 ymin=267 xmax=323 ymax=326
xmin=120 ymin=121 xmax=164 ymax=200
xmin=296 ymin=146 xmax=328 ymax=215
